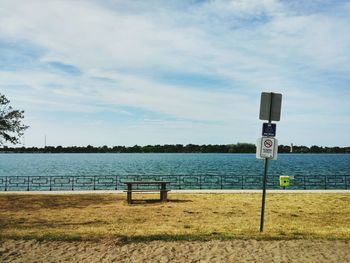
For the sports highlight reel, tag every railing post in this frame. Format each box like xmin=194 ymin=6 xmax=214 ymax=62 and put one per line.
xmin=200 ymin=174 xmax=202 ymax=190
xmin=5 ymin=176 xmax=7 ymax=191
xmin=72 ymin=177 xmax=74 ymax=191
xmin=49 ymin=176 xmax=52 ymax=191
xmin=27 ymin=176 xmax=30 ymax=191
xmin=179 ymin=175 xmax=181 ymax=190
xmin=241 ymin=175 xmax=244 ymax=189
xmin=93 ymin=175 xmax=96 ymax=190
xmin=220 ymin=174 xmax=223 ymax=190
xmin=115 ymin=175 xmax=118 ymax=190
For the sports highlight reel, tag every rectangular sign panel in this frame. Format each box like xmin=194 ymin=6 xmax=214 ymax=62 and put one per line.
xmin=259 ymin=92 xmax=282 ymax=121
xmin=261 ymin=137 xmax=275 ymax=158
xmin=256 ymin=137 xmax=278 ymax=160
xmin=262 ymin=123 xmax=276 ymax=137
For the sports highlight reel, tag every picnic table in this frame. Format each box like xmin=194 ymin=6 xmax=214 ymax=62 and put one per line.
xmin=123 ymin=181 xmax=170 ymax=204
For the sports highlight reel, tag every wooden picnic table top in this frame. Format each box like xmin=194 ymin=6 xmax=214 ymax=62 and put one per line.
xmin=123 ymin=181 xmax=170 ymax=185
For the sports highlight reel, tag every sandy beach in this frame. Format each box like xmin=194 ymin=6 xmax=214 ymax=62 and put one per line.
xmin=1 ymin=239 xmax=349 ymax=263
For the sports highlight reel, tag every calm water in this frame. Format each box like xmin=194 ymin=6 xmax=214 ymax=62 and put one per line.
xmin=0 ymin=153 xmax=349 ymax=177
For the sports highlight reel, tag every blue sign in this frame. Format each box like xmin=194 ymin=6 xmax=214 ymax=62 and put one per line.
xmin=262 ymin=123 xmax=276 ymax=137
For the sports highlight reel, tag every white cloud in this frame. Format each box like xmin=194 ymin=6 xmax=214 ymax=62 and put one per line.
xmin=0 ymin=0 xmax=349 ymax=146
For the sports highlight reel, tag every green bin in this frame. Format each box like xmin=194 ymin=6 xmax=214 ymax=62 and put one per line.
xmin=280 ymin=175 xmax=290 ymax=187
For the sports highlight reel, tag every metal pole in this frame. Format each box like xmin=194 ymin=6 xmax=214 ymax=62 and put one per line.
xmin=260 ymin=92 xmax=273 ymax=232
xmin=260 ymin=158 xmax=268 ymax=232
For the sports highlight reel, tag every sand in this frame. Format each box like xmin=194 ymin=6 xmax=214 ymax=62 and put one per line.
xmin=1 ymin=239 xmax=349 ymax=263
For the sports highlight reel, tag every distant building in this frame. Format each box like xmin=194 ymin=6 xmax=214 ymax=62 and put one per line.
xmin=290 ymin=143 xmax=293 ymax=153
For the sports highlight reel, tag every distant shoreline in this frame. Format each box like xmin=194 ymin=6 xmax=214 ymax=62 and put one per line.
xmin=0 ymin=152 xmax=349 ymax=154
xmin=1 ymin=143 xmax=349 ymax=154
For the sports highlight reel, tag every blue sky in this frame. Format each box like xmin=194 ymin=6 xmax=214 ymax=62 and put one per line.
xmin=0 ymin=0 xmax=349 ymax=147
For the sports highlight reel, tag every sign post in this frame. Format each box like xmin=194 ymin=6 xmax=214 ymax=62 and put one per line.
xmin=257 ymin=92 xmax=282 ymax=232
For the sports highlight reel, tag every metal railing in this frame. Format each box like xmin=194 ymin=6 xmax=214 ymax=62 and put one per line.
xmin=0 ymin=174 xmax=349 ymax=191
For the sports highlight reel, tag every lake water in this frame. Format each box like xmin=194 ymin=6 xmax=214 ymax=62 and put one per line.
xmin=0 ymin=153 xmax=349 ymax=190
xmin=1 ymin=153 xmax=349 ymax=177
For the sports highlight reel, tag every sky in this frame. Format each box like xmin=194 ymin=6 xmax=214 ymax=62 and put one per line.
xmin=0 ymin=0 xmax=349 ymax=147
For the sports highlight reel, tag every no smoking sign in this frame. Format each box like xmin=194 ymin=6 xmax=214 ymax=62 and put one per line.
xmin=264 ymin=139 xmax=273 ymax=148
xmin=260 ymin=137 xmax=276 ymax=159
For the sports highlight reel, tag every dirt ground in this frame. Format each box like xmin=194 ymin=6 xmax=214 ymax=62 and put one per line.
xmin=1 ymin=239 xmax=349 ymax=263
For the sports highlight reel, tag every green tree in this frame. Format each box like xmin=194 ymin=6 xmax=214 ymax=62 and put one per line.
xmin=0 ymin=93 xmax=28 ymax=145
xmin=310 ymin=145 xmax=322 ymax=153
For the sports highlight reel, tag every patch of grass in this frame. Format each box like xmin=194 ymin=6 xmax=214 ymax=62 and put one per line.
xmin=0 ymin=233 xmax=89 ymax=242
xmin=0 ymin=193 xmax=349 ymax=243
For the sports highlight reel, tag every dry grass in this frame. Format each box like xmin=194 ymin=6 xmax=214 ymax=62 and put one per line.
xmin=0 ymin=193 xmax=349 ymax=243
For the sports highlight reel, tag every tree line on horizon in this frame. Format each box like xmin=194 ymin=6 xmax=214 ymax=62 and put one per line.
xmin=0 ymin=143 xmax=349 ymax=153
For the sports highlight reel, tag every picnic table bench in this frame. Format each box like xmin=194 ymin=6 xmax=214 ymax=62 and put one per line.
xmin=123 ymin=181 xmax=170 ymax=204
